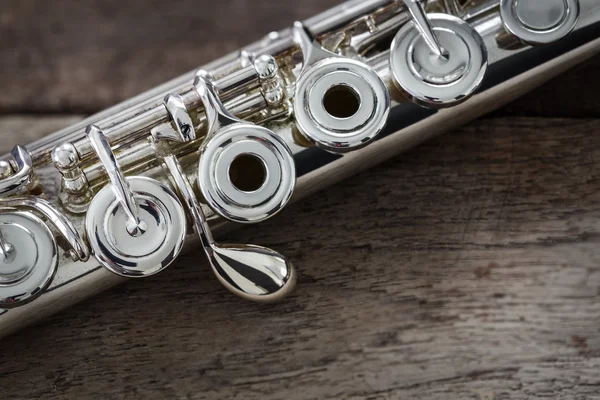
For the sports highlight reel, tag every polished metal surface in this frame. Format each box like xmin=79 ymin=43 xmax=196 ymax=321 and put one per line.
xmin=0 ymin=197 xmax=90 ymax=262
xmin=163 ymin=94 xmax=196 ymax=142
xmin=253 ymin=55 xmax=285 ymax=106
xmin=404 ymin=0 xmax=449 ymax=59
xmin=195 ymin=72 xmax=296 ymax=223
xmin=52 ymin=142 xmax=89 ymax=195
xmin=0 ymin=211 xmax=57 ymax=307
xmin=500 ymin=0 xmax=580 ymax=45
xmin=0 ymin=0 xmax=599 ymax=337
xmin=0 ymin=161 xmax=12 ymax=180
xmin=85 ymin=177 xmax=187 ymax=278
xmin=0 ymin=229 xmax=16 ymax=264
xmin=292 ymin=22 xmax=390 ymax=153
xmin=88 ymin=125 xmax=147 ymax=236
xmin=153 ymin=115 xmax=296 ymax=301
xmin=0 ymin=146 xmax=34 ymax=196
xmin=390 ymin=9 xmax=488 ymax=107
xmin=86 ymin=127 xmax=186 ymax=277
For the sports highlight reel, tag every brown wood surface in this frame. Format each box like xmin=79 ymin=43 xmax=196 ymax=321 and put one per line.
xmin=1 ymin=1 xmax=600 ymax=399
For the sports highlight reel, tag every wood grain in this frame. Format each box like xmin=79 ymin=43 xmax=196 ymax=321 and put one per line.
xmin=1 ymin=1 xmax=600 ymax=399
xmin=0 ymin=0 xmax=338 ymax=114
xmin=0 ymin=0 xmax=598 ymax=117
xmin=1 ymin=113 xmax=600 ymax=399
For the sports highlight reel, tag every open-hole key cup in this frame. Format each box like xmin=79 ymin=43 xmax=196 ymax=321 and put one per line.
xmin=85 ymin=125 xmax=186 ymax=278
xmin=157 ymin=90 xmax=296 ymax=302
xmin=390 ymin=0 xmax=488 ymax=108
xmin=194 ymin=71 xmax=296 ymax=224
xmin=292 ymin=21 xmax=390 ymax=153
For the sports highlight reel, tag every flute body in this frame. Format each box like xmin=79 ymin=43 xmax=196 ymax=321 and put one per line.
xmin=0 ymin=0 xmax=599 ymax=338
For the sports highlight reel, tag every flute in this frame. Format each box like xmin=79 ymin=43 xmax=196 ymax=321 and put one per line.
xmin=0 ymin=0 xmax=598 ymax=338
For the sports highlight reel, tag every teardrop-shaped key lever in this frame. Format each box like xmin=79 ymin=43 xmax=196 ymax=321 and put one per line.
xmin=156 ymin=94 xmax=296 ymax=302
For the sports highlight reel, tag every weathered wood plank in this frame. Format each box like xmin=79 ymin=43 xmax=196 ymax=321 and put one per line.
xmin=0 ymin=116 xmax=599 ymax=399
xmin=0 ymin=115 xmax=83 ymax=152
xmin=1 ymin=2 xmax=600 ymax=398
xmin=0 ymin=1 xmax=599 ymax=117
xmin=0 ymin=0 xmax=339 ymax=114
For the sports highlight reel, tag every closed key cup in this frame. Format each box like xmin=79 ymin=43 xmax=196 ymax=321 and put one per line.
xmin=85 ymin=125 xmax=186 ymax=278
xmin=0 ymin=197 xmax=89 ymax=307
xmin=390 ymin=0 xmax=488 ymax=108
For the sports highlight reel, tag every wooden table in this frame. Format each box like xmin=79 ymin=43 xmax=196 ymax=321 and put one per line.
xmin=1 ymin=1 xmax=600 ymax=399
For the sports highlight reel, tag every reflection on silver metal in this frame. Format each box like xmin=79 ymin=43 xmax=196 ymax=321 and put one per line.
xmin=254 ymin=54 xmax=278 ymax=80
xmin=52 ymin=143 xmax=79 ymax=171
xmin=0 ymin=161 xmax=12 ymax=180
xmin=292 ymin=21 xmax=390 ymax=153
xmin=253 ymin=54 xmax=284 ymax=106
xmin=0 ymin=0 xmax=599 ymax=336
xmin=52 ymin=143 xmax=89 ymax=194
xmin=86 ymin=126 xmax=186 ymax=278
xmin=152 ymin=113 xmax=295 ymax=302
xmin=194 ymin=72 xmax=296 ymax=223
xmin=500 ymin=0 xmax=580 ymax=45
xmin=404 ymin=0 xmax=449 ymax=59
xmin=0 ymin=197 xmax=90 ymax=262
xmin=0 ymin=211 xmax=57 ymax=308
xmin=164 ymin=94 xmax=196 ymax=142
xmin=0 ymin=146 xmax=33 ymax=196
xmin=390 ymin=13 xmax=488 ymax=108
xmin=240 ymin=50 xmax=256 ymax=67
xmin=88 ymin=125 xmax=146 ymax=236
xmin=0 ymin=229 xmax=15 ymax=263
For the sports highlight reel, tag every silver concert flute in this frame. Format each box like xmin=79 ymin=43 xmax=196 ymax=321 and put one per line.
xmin=0 ymin=0 xmax=599 ymax=338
